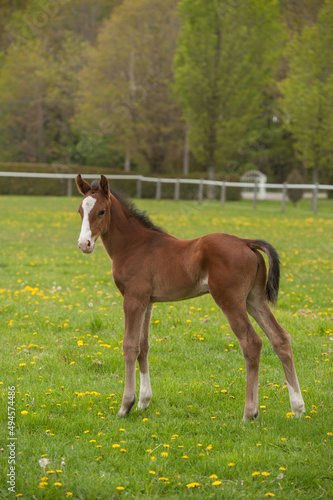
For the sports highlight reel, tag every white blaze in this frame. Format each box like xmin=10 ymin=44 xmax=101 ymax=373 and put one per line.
xmin=79 ymin=196 xmax=96 ymax=245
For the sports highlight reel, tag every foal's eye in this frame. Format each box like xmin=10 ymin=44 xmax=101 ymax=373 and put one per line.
xmin=99 ymin=209 xmax=106 ymax=216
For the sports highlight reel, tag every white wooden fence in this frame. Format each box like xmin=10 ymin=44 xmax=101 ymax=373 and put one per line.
xmin=0 ymin=171 xmax=332 ymax=214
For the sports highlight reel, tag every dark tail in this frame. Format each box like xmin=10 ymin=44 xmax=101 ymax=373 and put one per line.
xmin=249 ymin=239 xmax=280 ymax=305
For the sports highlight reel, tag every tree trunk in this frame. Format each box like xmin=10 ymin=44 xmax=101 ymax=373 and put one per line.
xmin=124 ymin=144 xmax=130 ymax=172
xmin=312 ymin=165 xmax=318 ymax=184
xmin=207 ymin=162 xmax=216 ymax=200
xmin=183 ymin=121 xmax=190 ymax=176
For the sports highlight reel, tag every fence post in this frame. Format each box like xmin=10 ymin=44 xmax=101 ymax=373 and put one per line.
xmin=253 ymin=179 xmax=258 ymax=209
xmin=156 ymin=178 xmax=161 ymax=200
xmin=136 ymin=178 xmax=142 ymax=199
xmin=198 ymin=179 xmax=204 ymax=203
xmin=281 ymin=182 xmax=287 ymax=212
xmin=312 ymin=183 xmax=318 ymax=215
xmin=174 ymin=179 xmax=180 ymax=201
xmin=220 ymin=182 xmax=226 ymax=206
xmin=67 ymin=178 xmax=72 ymax=197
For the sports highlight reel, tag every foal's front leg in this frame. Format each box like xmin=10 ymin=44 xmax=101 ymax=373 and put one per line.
xmin=117 ymin=295 xmax=147 ymax=417
xmin=138 ymin=303 xmax=153 ymax=410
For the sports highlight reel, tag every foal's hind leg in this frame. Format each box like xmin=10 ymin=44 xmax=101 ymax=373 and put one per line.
xmin=210 ymin=290 xmax=263 ymax=420
xmin=247 ymin=293 xmax=305 ymax=416
xmin=224 ymin=308 xmax=263 ymax=420
xmin=137 ymin=304 xmax=153 ymax=410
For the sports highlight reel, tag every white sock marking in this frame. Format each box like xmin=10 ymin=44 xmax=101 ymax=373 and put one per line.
xmin=287 ymin=381 xmax=305 ymax=415
xmin=138 ymin=371 xmax=152 ymax=409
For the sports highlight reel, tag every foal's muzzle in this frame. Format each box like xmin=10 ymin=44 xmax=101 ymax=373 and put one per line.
xmin=78 ymin=238 xmax=95 ymax=254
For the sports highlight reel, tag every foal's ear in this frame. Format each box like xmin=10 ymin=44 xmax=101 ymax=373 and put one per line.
xmin=76 ymin=174 xmax=92 ymax=196
xmin=99 ymin=175 xmax=110 ymax=198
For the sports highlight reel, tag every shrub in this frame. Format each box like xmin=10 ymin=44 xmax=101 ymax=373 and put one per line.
xmin=286 ymin=169 xmax=304 ymax=207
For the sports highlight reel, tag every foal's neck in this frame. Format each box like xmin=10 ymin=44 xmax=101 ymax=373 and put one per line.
xmin=101 ymin=195 xmax=153 ymax=259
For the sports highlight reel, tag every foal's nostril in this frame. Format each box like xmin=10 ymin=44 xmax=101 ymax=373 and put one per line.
xmin=87 ymin=240 xmax=91 ymax=247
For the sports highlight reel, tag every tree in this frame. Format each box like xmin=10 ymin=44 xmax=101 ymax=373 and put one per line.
xmin=0 ymin=0 xmax=118 ymax=165
xmin=0 ymin=35 xmax=88 ymax=163
xmin=280 ymin=0 xmax=333 ymax=183
xmin=74 ymin=0 xmax=183 ymax=174
xmin=173 ymin=0 xmax=285 ymax=183
xmin=282 ymin=0 xmax=326 ymax=34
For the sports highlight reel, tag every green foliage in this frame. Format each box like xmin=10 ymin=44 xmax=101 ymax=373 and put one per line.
xmin=280 ymin=0 xmax=333 ymax=183
xmin=173 ymin=0 xmax=285 ymax=177
xmin=74 ymin=0 xmax=182 ymax=174
xmin=0 ymin=0 xmax=333 ymax=182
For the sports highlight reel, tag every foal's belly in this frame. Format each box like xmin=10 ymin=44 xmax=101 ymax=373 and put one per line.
xmin=151 ymin=278 xmax=210 ymax=303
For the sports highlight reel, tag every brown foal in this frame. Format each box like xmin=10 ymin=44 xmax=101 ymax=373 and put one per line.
xmin=76 ymin=174 xmax=305 ymax=420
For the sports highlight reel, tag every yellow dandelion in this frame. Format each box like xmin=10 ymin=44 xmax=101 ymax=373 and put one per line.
xmin=252 ymin=471 xmax=261 ymax=476
xmin=161 ymin=452 xmax=168 ymax=457
xmin=54 ymin=482 xmax=62 ymax=486
xmin=265 ymin=493 xmax=275 ymax=497
xmin=21 ymin=411 xmax=28 ymax=415
xmin=228 ymin=462 xmax=235 ymax=467
xmin=212 ymin=481 xmax=222 ymax=486
xmin=262 ymin=472 xmax=270 ymax=477
xmin=116 ymin=486 xmax=124 ymax=490
xmin=149 ymin=471 xmax=156 ymax=475
xmin=186 ymin=482 xmax=199 ymax=488
xmin=210 ymin=474 xmax=218 ymax=479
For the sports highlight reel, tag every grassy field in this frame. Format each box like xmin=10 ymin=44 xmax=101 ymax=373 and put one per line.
xmin=0 ymin=195 xmax=332 ymax=499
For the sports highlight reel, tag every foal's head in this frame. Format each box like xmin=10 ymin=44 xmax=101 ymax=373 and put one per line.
xmin=76 ymin=174 xmax=111 ymax=254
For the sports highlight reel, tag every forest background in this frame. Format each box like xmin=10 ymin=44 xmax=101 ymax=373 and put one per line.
xmin=0 ymin=0 xmax=333 ymax=186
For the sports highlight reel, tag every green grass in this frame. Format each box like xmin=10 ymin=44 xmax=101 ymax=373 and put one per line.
xmin=0 ymin=196 xmax=332 ymax=499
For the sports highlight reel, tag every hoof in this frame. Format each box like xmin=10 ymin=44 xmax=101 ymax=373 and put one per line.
xmin=292 ymin=403 xmax=306 ymax=416
xmin=138 ymin=400 xmax=151 ymax=410
xmin=117 ymin=407 xmax=129 ymax=417
xmin=117 ymin=397 xmax=136 ymax=417
xmin=243 ymin=409 xmax=259 ymax=421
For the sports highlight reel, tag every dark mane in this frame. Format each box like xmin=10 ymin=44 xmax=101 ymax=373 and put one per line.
xmin=109 ymin=187 xmax=166 ymax=234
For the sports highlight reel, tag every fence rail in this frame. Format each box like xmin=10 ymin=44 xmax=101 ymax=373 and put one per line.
xmin=0 ymin=171 xmax=332 ymax=214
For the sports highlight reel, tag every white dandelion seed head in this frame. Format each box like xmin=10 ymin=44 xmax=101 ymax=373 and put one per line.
xmin=39 ymin=458 xmax=50 ymax=468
